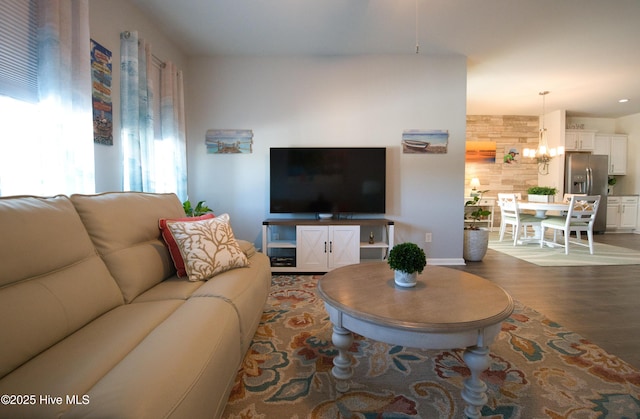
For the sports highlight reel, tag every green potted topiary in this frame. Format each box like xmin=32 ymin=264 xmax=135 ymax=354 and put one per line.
xmin=527 ymin=186 xmax=558 ymax=203
xmin=387 ymin=242 xmax=427 ymax=288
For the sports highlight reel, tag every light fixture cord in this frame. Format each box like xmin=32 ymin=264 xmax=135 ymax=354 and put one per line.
xmin=539 ymin=91 xmax=549 ymax=131
xmin=538 ymin=91 xmax=551 ymax=175
xmin=415 ymin=0 xmax=419 ymax=54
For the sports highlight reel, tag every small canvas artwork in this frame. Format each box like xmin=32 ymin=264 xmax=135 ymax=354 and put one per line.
xmin=205 ymin=129 xmax=253 ymax=154
xmin=465 ymin=141 xmax=496 ymax=163
xmin=503 ymin=145 xmax=521 ymax=165
xmin=90 ymin=39 xmax=113 ymax=145
xmin=401 ymin=130 xmax=448 ymax=154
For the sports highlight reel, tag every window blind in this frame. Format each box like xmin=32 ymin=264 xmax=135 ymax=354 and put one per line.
xmin=0 ymin=0 xmax=38 ymax=103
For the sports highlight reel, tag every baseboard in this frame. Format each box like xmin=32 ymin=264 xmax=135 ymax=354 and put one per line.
xmin=427 ymin=258 xmax=466 ymax=266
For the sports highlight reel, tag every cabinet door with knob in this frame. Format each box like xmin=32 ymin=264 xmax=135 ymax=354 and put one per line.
xmin=606 ymin=196 xmax=638 ymax=231
xmin=594 ymin=134 xmax=627 ymax=175
xmin=620 ymin=197 xmax=638 ymax=229
xmin=296 ymin=225 xmax=360 ymax=271
xmin=565 ymin=130 xmax=596 ymax=151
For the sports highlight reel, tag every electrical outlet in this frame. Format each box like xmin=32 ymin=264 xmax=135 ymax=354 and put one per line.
xmin=425 ymin=232 xmax=432 ymax=243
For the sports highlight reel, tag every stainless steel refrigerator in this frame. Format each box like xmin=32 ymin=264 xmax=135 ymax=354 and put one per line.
xmin=564 ymin=153 xmax=608 ymax=233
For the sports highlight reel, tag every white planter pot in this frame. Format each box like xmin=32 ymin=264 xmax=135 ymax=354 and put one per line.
xmin=463 ymin=228 xmax=489 ymax=262
xmin=528 ymin=194 xmax=555 ymax=203
xmin=394 ymin=270 xmax=418 ymax=288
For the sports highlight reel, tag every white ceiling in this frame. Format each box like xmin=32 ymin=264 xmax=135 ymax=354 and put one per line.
xmin=129 ymin=0 xmax=640 ymax=118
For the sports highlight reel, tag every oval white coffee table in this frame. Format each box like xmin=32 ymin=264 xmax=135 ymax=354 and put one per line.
xmin=317 ymin=262 xmax=514 ymax=419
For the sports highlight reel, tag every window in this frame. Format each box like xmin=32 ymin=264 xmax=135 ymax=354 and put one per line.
xmin=0 ymin=0 xmax=38 ymax=103
xmin=0 ymin=96 xmax=42 ymax=196
xmin=0 ymin=0 xmax=94 ymax=197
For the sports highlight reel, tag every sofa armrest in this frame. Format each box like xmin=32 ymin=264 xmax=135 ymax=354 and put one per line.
xmin=236 ymin=239 xmax=257 ymax=258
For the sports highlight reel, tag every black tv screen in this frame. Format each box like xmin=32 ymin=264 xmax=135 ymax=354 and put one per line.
xmin=270 ymin=147 xmax=386 ymax=214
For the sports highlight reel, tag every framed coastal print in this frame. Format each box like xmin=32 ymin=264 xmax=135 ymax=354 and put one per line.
xmin=90 ymin=39 xmax=113 ymax=145
xmin=503 ymin=145 xmax=521 ymax=165
xmin=401 ymin=130 xmax=449 ymax=154
xmin=205 ymin=129 xmax=253 ymax=154
xmin=465 ymin=141 xmax=496 ymax=163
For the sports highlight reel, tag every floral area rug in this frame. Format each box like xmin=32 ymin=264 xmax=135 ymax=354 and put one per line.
xmin=222 ymin=275 xmax=640 ymax=418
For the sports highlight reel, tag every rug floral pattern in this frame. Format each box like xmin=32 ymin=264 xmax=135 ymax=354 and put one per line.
xmin=223 ymin=275 xmax=640 ymax=418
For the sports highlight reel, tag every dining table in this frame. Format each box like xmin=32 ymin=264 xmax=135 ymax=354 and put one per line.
xmin=514 ymin=201 xmax=571 ymax=244
xmin=517 ymin=201 xmax=570 ymax=218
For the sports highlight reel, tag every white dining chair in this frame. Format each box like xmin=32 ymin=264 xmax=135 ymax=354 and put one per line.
xmin=561 ymin=193 xmax=586 ymax=213
xmin=540 ymin=195 xmax=601 ymax=254
xmin=497 ymin=193 xmax=541 ymax=245
xmin=558 ymin=193 xmax=587 ymax=231
xmin=563 ymin=193 xmax=586 ymax=202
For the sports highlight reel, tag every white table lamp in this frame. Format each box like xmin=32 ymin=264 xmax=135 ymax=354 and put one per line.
xmin=470 ymin=177 xmax=481 ymax=196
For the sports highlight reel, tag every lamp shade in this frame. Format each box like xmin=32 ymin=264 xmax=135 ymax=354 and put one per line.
xmin=470 ymin=177 xmax=480 ymax=188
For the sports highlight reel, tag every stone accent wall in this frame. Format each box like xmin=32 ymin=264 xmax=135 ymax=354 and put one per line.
xmin=466 ymin=115 xmax=540 ymax=198
xmin=466 ymin=115 xmax=541 ymax=230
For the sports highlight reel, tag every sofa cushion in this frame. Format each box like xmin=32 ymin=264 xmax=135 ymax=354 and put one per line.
xmin=71 ymin=192 xmax=186 ymax=303
xmin=159 ymin=213 xmax=215 ymax=278
xmin=66 ymin=298 xmax=242 ymax=419
xmin=191 ymin=251 xmax=272 ymax=352
xmin=131 ymin=276 xmax=204 ymax=303
xmin=0 ymin=298 xmax=241 ymax=419
xmin=165 ymin=214 xmax=249 ymax=281
xmin=132 ymin=241 xmax=260 ymax=303
xmin=0 ymin=195 xmax=123 ymax=378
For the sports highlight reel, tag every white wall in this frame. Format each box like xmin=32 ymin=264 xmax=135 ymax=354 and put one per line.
xmin=186 ymin=55 xmax=467 ymax=260
xmin=566 ymin=117 xmax=616 ymax=133
xmin=89 ymin=0 xmax=188 ymax=192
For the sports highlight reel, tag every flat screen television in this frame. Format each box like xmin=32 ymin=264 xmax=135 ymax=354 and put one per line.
xmin=270 ymin=147 xmax=386 ymax=215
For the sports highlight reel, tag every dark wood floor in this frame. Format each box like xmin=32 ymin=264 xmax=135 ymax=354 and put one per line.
xmin=452 ymin=233 xmax=640 ymax=369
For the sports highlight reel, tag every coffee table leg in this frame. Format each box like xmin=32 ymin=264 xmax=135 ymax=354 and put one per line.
xmin=331 ymin=325 xmax=353 ymax=392
xmin=461 ymin=345 xmax=490 ymax=419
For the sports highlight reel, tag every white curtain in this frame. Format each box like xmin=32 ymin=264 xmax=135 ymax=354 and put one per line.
xmin=159 ymin=62 xmax=187 ymax=201
xmin=120 ymin=30 xmax=155 ymax=193
xmin=120 ymin=31 xmax=187 ymax=201
xmin=0 ymin=0 xmax=94 ymax=196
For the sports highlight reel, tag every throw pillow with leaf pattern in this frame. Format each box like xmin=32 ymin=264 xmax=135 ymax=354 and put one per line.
xmin=165 ymin=213 xmax=249 ymax=281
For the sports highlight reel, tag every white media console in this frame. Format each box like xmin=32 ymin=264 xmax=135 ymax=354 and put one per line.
xmin=262 ymin=218 xmax=395 ymax=273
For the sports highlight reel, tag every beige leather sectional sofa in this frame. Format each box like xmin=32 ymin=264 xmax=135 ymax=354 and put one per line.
xmin=0 ymin=192 xmax=271 ymax=418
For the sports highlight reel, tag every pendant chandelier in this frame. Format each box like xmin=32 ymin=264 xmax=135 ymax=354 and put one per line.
xmin=523 ymin=91 xmax=564 ymax=175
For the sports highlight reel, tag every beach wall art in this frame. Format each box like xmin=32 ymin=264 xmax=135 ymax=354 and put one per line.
xmin=465 ymin=141 xmax=496 ymax=163
xmin=401 ymin=130 xmax=449 ymax=154
xmin=205 ymin=129 xmax=254 ymax=154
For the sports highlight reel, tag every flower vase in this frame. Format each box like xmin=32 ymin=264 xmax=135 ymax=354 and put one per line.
xmin=394 ymin=270 xmax=418 ymax=288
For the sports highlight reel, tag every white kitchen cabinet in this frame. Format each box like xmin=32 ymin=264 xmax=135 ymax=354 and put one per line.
xmin=606 ymin=196 xmax=638 ymax=231
xmin=565 ymin=130 xmax=596 ymax=151
xmin=594 ymin=134 xmax=627 ymax=175
xmin=606 ymin=198 xmax=620 ymax=229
